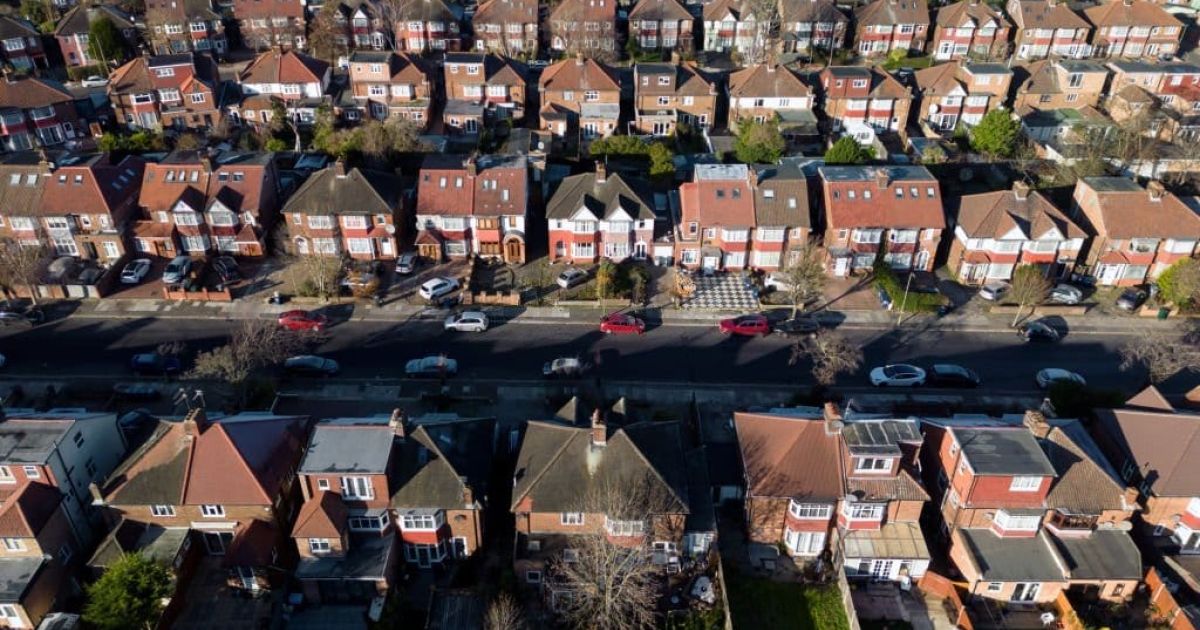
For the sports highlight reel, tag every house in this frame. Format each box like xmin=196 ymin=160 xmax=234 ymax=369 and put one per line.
xmin=1014 ymin=60 xmax=1110 ymax=114
xmin=727 ymin=64 xmax=818 ymax=146
xmin=1071 ymin=177 xmax=1200 ymax=285
xmin=108 ymin=53 xmax=224 ymax=133
xmin=442 ymin=52 xmax=527 ymax=135
xmin=0 ymin=78 xmax=87 ymax=152
xmin=234 ymin=49 xmax=331 ymax=127
xmin=628 ymin=0 xmax=695 ymax=54
xmin=538 ymin=56 xmax=622 ymax=146
xmin=779 ymin=0 xmax=848 ymax=55
xmin=95 ymin=409 xmax=311 ymax=594
xmin=820 ymin=165 xmax=944 ymax=275
xmin=54 ymin=5 xmax=138 ymax=69
xmin=144 ymin=0 xmax=227 ymax=56
xmin=332 ymin=0 xmax=392 ymax=52
xmin=1106 ymin=59 xmax=1168 ymax=124
xmin=1084 ymin=0 xmax=1183 ymax=60
xmin=132 ymin=151 xmax=279 ymax=258
xmin=949 ymin=181 xmax=1087 ymax=284
xmin=931 ymin=0 xmax=1010 ymax=61
xmin=734 ymin=406 xmax=932 ymax=581
xmin=0 ymin=154 xmax=51 ymax=245
xmin=1154 ymin=62 xmax=1200 ymax=141
xmin=1145 ymin=562 xmax=1200 ymax=630
xmin=632 ymin=62 xmax=717 ymax=136
xmin=392 ymin=0 xmax=461 ymax=53
xmin=39 ymin=152 xmax=146 ymax=262
xmin=345 ymin=51 xmax=434 ymax=125
xmin=471 ymin=0 xmax=540 ymax=56
xmin=414 ymin=154 xmax=529 ymax=263
xmin=0 ymin=482 xmax=81 ymax=630
xmin=854 ymin=0 xmax=930 ymax=57
xmin=819 ymin=66 xmax=912 ymax=137
xmin=232 ymin=0 xmax=307 ymax=51
xmin=1006 ymin=0 xmax=1091 ymax=61
xmin=913 ymin=61 xmax=1011 ymax=134
xmin=546 ymin=164 xmax=657 ymax=264
xmin=702 ymin=0 xmax=772 ymax=59
xmin=747 ymin=162 xmax=813 ymax=270
xmin=548 ymin=0 xmax=618 ymax=57
xmin=0 ymin=16 xmax=48 ymax=73
xmin=281 ymin=159 xmax=404 ymax=260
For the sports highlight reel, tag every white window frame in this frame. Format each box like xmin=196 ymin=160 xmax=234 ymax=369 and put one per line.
xmin=854 ymin=457 xmax=892 ymax=473
xmin=603 ymin=516 xmax=644 ymax=536
xmin=340 ymin=476 xmax=374 ymax=500
xmin=994 ymin=510 xmax=1041 ymax=531
xmin=308 ymin=538 xmax=331 ymax=553
xmin=843 ymin=503 xmax=885 ymax=520
xmin=151 ymin=505 xmax=176 ymax=517
xmin=1010 ymin=476 xmax=1041 ymax=492
xmin=200 ymin=504 xmax=225 ymax=518
xmin=788 ymin=501 xmax=832 ymax=519
xmin=400 ymin=513 xmax=441 ymax=530
xmin=560 ymin=512 xmax=585 ymax=525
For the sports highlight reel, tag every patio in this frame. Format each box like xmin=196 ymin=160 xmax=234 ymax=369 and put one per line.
xmin=172 ymin=558 xmax=279 ymax=630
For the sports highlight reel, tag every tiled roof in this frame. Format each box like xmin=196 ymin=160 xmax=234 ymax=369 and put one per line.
xmin=392 ymin=0 xmax=457 ymax=21
xmin=820 ymin=165 xmax=944 ymax=229
xmin=540 ymin=57 xmax=620 ymax=93
xmin=636 ymin=63 xmax=714 ymax=97
xmin=752 ymin=162 xmax=810 ymax=228
xmin=284 ymin=163 xmax=401 ymax=216
xmin=1096 ymin=385 xmax=1200 ymax=497
xmin=936 ymin=0 xmax=1005 ymax=27
xmin=550 ymin=0 xmax=616 ymax=22
xmin=1085 ymin=0 xmax=1180 ymax=28
xmin=956 ymin=186 xmax=1085 ymax=240
xmin=729 ymin=64 xmax=812 ymax=99
xmin=0 ymin=15 xmax=39 ymax=39
xmin=239 ymin=50 xmax=329 ymax=86
xmin=1010 ymin=0 xmax=1089 ymax=30
xmin=545 ymin=170 xmax=656 ymax=221
xmin=856 ymin=0 xmax=929 ymax=26
xmin=146 ymin=0 xmax=220 ymax=23
xmin=0 ymin=77 xmax=74 ymax=110
xmin=0 ymin=157 xmax=48 ymax=217
xmin=733 ymin=412 xmax=844 ymax=500
xmin=680 ymin=165 xmax=756 ymax=227
xmin=847 ymin=471 xmax=930 ymax=502
xmin=703 ymin=0 xmax=743 ymax=21
xmin=393 ymin=419 xmax=495 ymax=510
xmin=474 ymin=0 xmax=538 ymax=23
xmin=0 ymin=483 xmax=61 ymax=538
xmin=628 ymin=0 xmax=692 ymax=21
xmin=1042 ymin=421 xmax=1128 ymax=513
xmin=42 ymin=154 xmax=145 ymax=218
xmin=1077 ymin=177 xmax=1200 ymax=239
xmin=915 ymin=62 xmax=964 ymax=96
xmin=415 ymin=154 xmax=528 ymax=218
xmin=292 ymin=491 xmax=347 ymax=539
xmin=780 ymin=0 xmax=847 ymax=24
xmin=1018 ymin=59 xmax=1108 ymax=97
xmin=54 ymin=4 xmax=135 ymax=36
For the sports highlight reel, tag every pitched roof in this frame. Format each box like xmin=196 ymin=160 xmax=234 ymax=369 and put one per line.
xmin=0 ymin=77 xmax=74 ymax=110
xmin=109 ymin=53 xmax=218 ymax=95
xmin=474 ymin=0 xmax=539 ymax=23
xmin=950 ymin=426 xmax=1057 ymax=476
xmin=681 ymin=164 xmax=756 ymax=227
xmin=349 ymin=51 xmax=431 ymax=83
xmin=1096 ymin=385 xmax=1200 ymax=497
xmin=239 ymin=50 xmax=329 ymax=85
xmin=1009 ymin=0 xmax=1089 ymax=30
xmin=829 ymin=66 xmax=910 ymax=99
xmin=292 ymin=491 xmax=347 ymax=539
xmin=393 ymin=419 xmax=496 ymax=510
xmin=1076 ymin=177 xmax=1200 ymax=239
xmin=284 ymin=163 xmax=401 ymax=216
xmin=733 ymin=412 xmax=844 ymax=500
xmin=416 ymin=154 xmax=528 ymax=218
xmin=0 ymin=156 xmax=48 ymax=217
xmin=444 ymin=53 xmax=526 ymax=86
xmin=41 ymin=154 xmax=145 ymax=218
xmin=300 ymin=425 xmax=395 ymax=474
xmin=956 ymin=186 xmax=1085 ymax=240
xmin=1018 ymin=59 xmax=1108 ymax=97
xmin=819 ymin=165 xmax=945 ymax=229
xmin=1042 ymin=421 xmax=1128 ymax=513
xmin=703 ymin=0 xmax=746 ymax=21
xmin=780 ymin=0 xmax=847 ymax=24
xmin=752 ymin=162 xmax=810 ymax=228
xmin=0 ymin=482 xmax=62 ymax=538
xmin=54 ymin=4 xmax=135 ymax=36
xmin=636 ymin=63 xmax=714 ymax=97
xmin=935 ymin=0 xmax=1005 ymax=27
xmin=392 ymin=0 xmax=457 ymax=21
xmin=551 ymin=0 xmax=616 ymax=22
xmin=628 ymin=0 xmax=692 ymax=21
xmin=539 ymin=57 xmax=621 ymax=93
xmin=0 ymin=16 xmax=39 ymax=40
xmin=856 ymin=0 xmax=930 ymax=26
xmin=545 ymin=170 xmax=656 ymax=221
xmin=728 ymin=64 xmax=812 ymax=99
xmin=1085 ymin=0 xmax=1180 ymax=29
xmin=146 ymin=0 xmax=220 ymax=22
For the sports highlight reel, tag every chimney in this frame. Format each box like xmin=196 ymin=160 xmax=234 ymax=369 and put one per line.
xmin=1022 ymin=410 xmax=1052 ymax=439
xmin=1047 ymin=0 xmax=1056 ymax=6
xmin=576 ymin=52 xmax=585 ymax=66
xmin=1013 ymin=180 xmax=1031 ymax=201
xmin=823 ymin=402 xmax=844 ymax=435
xmin=88 ymin=482 xmax=105 ymax=506
xmin=1122 ymin=486 xmax=1141 ymax=508
xmin=466 ymin=154 xmax=477 ymax=177
xmin=591 ymin=408 xmax=606 ymax=447
xmin=389 ymin=408 xmax=407 ymax=440
xmin=767 ymin=64 xmax=776 ymax=73
xmin=874 ymin=168 xmax=890 ymax=190
xmin=1148 ymin=180 xmax=1165 ymax=201
xmin=334 ymin=158 xmax=347 ymax=178
xmin=594 ymin=160 xmax=607 ymax=184
xmin=1122 ymin=0 xmax=1132 ymax=5
xmin=461 ymin=477 xmax=474 ymax=506
xmin=182 ymin=407 xmax=207 ymax=437
xmin=670 ymin=51 xmax=681 ymax=64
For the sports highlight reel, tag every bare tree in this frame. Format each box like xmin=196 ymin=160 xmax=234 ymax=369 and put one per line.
xmin=740 ymin=0 xmax=780 ymax=65
xmin=1009 ymin=264 xmax=1051 ymax=327
xmin=308 ymin=3 xmax=349 ymax=66
xmin=789 ymin=329 xmax=863 ymax=387
xmin=779 ymin=244 xmax=826 ymax=318
xmin=484 ymin=593 xmax=525 ymax=630
xmin=0 ymin=239 xmax=48 ymax=305
xmin=1120 ymin=331 xmax=1200 ymax=384
xmin=189 ymin=319 xmax=316 ymax=405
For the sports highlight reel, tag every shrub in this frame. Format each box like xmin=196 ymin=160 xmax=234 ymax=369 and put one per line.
xmin=873 ymin=263 xmax=945 ymax=312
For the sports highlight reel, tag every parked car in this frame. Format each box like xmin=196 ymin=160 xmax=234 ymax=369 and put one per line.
xmin=876 ymin=286 xmax=892 ymax=310
xmin=161 ymin=255 xmax=192 ymax=284
xmin=1018 ymin=320 xmax=1060 ymax=342
xmin=978 ymin=281 xmax=1010 ymax=302
xmin=763 ymin=273 xmax=791 ymax=292
xmin=120 ymin=258 xmax=152 ymax=284
xmin=869 ymin=364 xmax=927 ymax=387
xmin=0 ymin=311 xmax=38 ymax=328
xmin=395 ymin=252 xmax=420 ymax=275
xmin=419 ymin=277 xmax=459 ymax=301
xmin=544 ymin=357 xmax=585 ymax=378
xmin=113 ymin=383 xmax=162 ymax=401
xmin=529 ymin=59 xmax=550 ymax=69
xmin=341 ymin=261 xmax=382 ymax=291
xmin=81 ymin=75 xmax=109 ymax=87
xmin=719 ymin=314 xmax=770 ymax=336
xmin=1036 ymin=368 xmax=1086 ymax=389
xmin=405 ymin=355 xmax=458 ymax=378
xmin=213 ymin=256 xmax=241 ymax=283
xmin=556 ymin=268 xmax=588 ymax=289
xmin=444 ymin=311 xmax=490 ymax=332
xmin=1047 ymin=284 xmax=1083 ymax=305
xmin=283 ymin=355 xmax=340 ymax=376
xmin=130 ymin=353 xmax=182 ymax=376
xmin=774 ymin=317 xmax=820 ymax=338
xmin=599 ymin=312 xmax=645 ymax=335
xmin=926 ymin=364 xmax=980 ymax=388
xmin=277 ymin=310 xmax=328 ymax=332
xmin=1116 ymin=287 xmax=1148 ymax=312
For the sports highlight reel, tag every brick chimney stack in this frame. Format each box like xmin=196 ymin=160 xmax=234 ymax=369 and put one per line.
xmin=874 ymin=168 xmax=890 ymax=190
xmin=389 ymin=408 xmax=407 ymax=440
xmin=461 ymin=477 xmax=474 ymax=506
xmin=466 ymin=154 xmax=478 ymax=177
xmin=1023 ymin=410 xmax=1052 ymax=439
xmin=591 ymin=408 xmax=607 ymax=447
xmin=595 ymin=160 xmax=607 ymax=184
xmin=1013 ymin=181 xmax=1030 ymax=201
xmin=1148 ymin=180 xmax=1165 ymax=201
xmin=182 ymin=408 xmax=207 ymax=437
xmin=823 ymin=402 xmax=844 ymax=435
xmin=334 ymin=158 xmax=347 ymax=177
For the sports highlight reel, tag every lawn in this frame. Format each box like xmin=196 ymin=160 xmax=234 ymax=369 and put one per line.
xmin=724 ymin=569 xmax=851 ymax=630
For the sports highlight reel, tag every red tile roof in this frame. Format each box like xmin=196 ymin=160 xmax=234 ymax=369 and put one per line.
xmin=292 ymin=491 xmax=347 ymax=539
xmin=238 ymin=50 xmax=329 ymax=86
xmin=679 ymin=165 xmax=756 ymax=227
xmin=415 ymin=154 xmax=528 ymax=218
xmin=41 ymin=155 xmax=145 ymax=218
xmin=821 ymin=166 xmax=946 ymax=230
xmin=734 ymin=412 xmax=844 ymax=499
xmin=0 ymin=482 xmax=62 ymax=538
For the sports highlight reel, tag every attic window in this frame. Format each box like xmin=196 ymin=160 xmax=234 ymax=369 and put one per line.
xmin=763 ymin=189 xmax=775 ymax=199
xmin=233 ymin=172 xmax=244 ymax=182
xmin=74 ymin=175 xmax=83 ymax=185
xmin=219 ymin=173 xmax=229 ymax=181
xmin=716 ymin=190 xmax=725 ymax=199
xmin=166 ymin=171 xmax=176 ymax=182
xmin=657 ymin=76 xmax=670 ymax=85
xmin=1010 ymin=476 xmax=1041 ymax=492
xmin=190 ymin=171 xmax=200 ymax=183
xmin=57 ymin=175 xmax=66 ymax=183
xmin=731 ymin=189 xmax=741 ymax=199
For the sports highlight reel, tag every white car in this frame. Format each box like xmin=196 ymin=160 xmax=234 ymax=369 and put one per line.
xmin=405 ymin=355 xmax=458 ymax=378
xmin=1036 ymin=368 xmax=1086 ymax=389
xmin=81 ymin=75 xmax=109 ymax=87
xmin=120 ymin=258 xmax=152 ymax=284
xmin=869 ymin=364 xmax=927 ymax=387
xmin=763 ymin=272 xmax=791 ymax=292
xmin=419 ymin=277 xmax=458 ymax=301
xmin=978 ymin=281 xmax=1010 ymax=301
xmin=1047 ymin=284 xmax=1083 ymax=305
xmin=444 ymin=311 xmax=489 ymax=332
xmin=557 ymin=268 xmax=588 ymax=289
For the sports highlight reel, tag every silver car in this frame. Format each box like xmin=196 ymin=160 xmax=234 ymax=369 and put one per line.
xmin=444 ymin=311 xmax=489 ymax=332
xmin=1047 ymin=284 xmax=1083 ymax=305
xmin=162 ymin=255 xmax=192 ymax=284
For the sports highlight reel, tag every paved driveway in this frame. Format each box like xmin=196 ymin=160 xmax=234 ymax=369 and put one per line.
xmin=682 ymin=274 xmax=759 ymax=310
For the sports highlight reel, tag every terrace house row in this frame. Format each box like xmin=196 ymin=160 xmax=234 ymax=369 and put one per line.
xmin=414 ymin=154 xmax=529 ymax=264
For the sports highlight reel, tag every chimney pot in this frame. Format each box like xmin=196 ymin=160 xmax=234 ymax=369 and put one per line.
xmin=1148 ymin=180 xmax=1165 ymax=201
xmin=591 ymin=409 xmax=606 ymax=447
xmin=1023 ymin=410 xmax=1051 ymax=439
xmin=576 ymin=52 xmax=584 ymax=66
xmin=1013 ymin=180 xmax=1031 ymax=200
xmin=466 ymin=154 xmax=478 ymax=177
xmin=594 ymin=160 xmax=607 ymax=184
xmin=461 ymin=477 xmax=474 ymax=505
xmin=183 ymin=408 xmax=207 ymax=436
xmin=334 ymin=158 xmax=347 ymax=177
xmin=874 ymin=169 xmax=890 ymax=189
xmin=389 ymin=408 xmax=406 ymax=440
xmin=823 ymin=402 xmax=844 ymax=435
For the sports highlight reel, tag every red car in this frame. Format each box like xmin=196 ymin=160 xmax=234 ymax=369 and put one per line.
xmin=278 ymin=310 xmax=328 ymax=332
xmin=599 ymin=312 xmax=645 ymax=335
xmin=719 ymin=314 xmax=770 ymax=337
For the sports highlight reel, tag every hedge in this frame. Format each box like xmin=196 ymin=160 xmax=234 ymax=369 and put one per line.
xmin=873 ymin=263 xmax=945 ymax=313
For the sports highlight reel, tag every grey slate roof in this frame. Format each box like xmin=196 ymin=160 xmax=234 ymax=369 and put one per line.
xmin=951 ymin=426 xmax=1057 ymax=476
xmin=0 ymin=418 xmax=74 ymax=464
xmin=88 ymin=521 xmax=191 ymax=570
xmin=545 ymin=171 xmax=656 ymax=221
xmin=391 ymin=418 xmax=494 ymax=510
xmin=1050 ymin=530 xmax=1141 ymax=580
xmin=300 ymin=425 xmax=394 ymax=474
xmin=295 ymin=533 xmax=395 ymax=579
xmin=958 ymin=529 xmax=1065 ymax=581
xmin=0 ymin=557 xmax=44 ymax=603
xmin=426 ymin=589 xmax=486 ymax=630
xmin=283 ymin=164 xmax=401 ymax=216
xmin=752 ymin=162 xmax=810 ymax=228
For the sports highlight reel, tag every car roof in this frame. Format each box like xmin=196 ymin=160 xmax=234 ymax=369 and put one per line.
xmin=460 ymin=311 xmax=486 ymax=317
xmin=932 ymin=363 xmax=967 ymax=373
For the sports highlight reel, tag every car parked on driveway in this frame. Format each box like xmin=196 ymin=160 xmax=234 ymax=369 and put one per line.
xmin=556 ymin=268 xmax=588 ymax=289
xmin=1116 ymin=287 xmax=1148 ymax=312
xmin=1018 ymin=320 xmax=1061 ymax=342
xmin=161 ymin=255 xmax=192 ymax=284
xmin=213 ymin=256 xmax=241 ymax=283
xmin=599 ymin=312 xmax=645 ymax=335
xmin=1036 ymin=368 xmax=1086 ymax=389
xmin=719 ymin=314 xmax=770 ymax=336
xmin=277 ymin=310 xmax=328 ymax=332
xmin=1047 ymin=284 xmax=1083 ymax=305
xmin=395 ymin=252 xmax=420 ymax=275
xmin=444 ymin=311 xmax=490 ymax=332
xmin=283 ymin=355 xmax=340 ymax=376
xmin=870 ymin=364 xmax=927 ymax=387
xmin=926 ymin=364 xmax=980 ymax=388
xmin=130 ymin=353 xmax=182 ymax=376
xmin=544 ymin=357 xmax=585 ymax=378
xmin=978 ymin=281 xmax=1010 ymax=301
xmin=419 ymin=277 xmax=459 ymax=301
xmin=405 ymin=355 xmax=457 ymax=378
xmin=120 ymin=258 xmax=152 ymax=284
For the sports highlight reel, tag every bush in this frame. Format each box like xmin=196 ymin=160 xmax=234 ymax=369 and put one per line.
xmin=67 ymin=64 xmax=107 ymax=81
xmin=873 ymin=263 xmax=945 ymax=312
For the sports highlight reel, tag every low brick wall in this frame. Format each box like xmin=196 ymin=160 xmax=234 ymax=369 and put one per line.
xmin=918 ymin=571 xmax=973 ymax=630
xmin=463 ymin=291 xmax=521 ymax=306
xmin=162 ymin=287 xmax=233 ymax=302
xmin=988 ymin=304 xmax=1090 ymax=317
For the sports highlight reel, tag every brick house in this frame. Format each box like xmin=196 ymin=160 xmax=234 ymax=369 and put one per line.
xmin=95 ymin=409 xmax=311 ymax=594
xmin=949 ymin=181 xmax=1086 ymax=285
xmin=414 ymin=154 xmax=529 ymax=263
xmin=931 ymin=0 xmax=1010 ymax=61
xmin=854 ymin=0 xmax=930 ymax=57
xmin=1084 ymin=0 xmax=1183 ymax=60
xmin=819 ymin=66 xmax=912 ymax=137
xmin=281 ymin=159 xmax=404 ymax=260
xmin=0 ymin=16 xmax=48 ymax=73
xmin=632 ymin=62 xmax=717 ymax=136
xmin=0 ymin=78 xmax=88 ymax=152
xmin=779 ymin=0 xmax=848 ymax=55
xmin=735 ymin=406 xmax=932 ymax=581
xmin=108 ymin=53 xmax=224 ymax=133
xmin=702 ymin=0 xmax=772 ymax=57
xmin=0 ymin=482 xmax=79 ymax=630
xmin=549 ymin=0 xmax=618 ymax=57
xmin=1014 ymin=59 xmax=1110 ymax=114
xmin=392 ymin=0 xmax=462 ymax=53
xmin=728 ymin=64 xmax=818 ymax=146
xmin=1070 ymin=177 xmax=1200 ymax=285
xmin=442 ymin=52 xmax=527 ymax=135
xmin=545 ymin=164 xmax=657 ymax=264
xmin=39 ymin=152 xmax=146 ymax=263
xmin=628 ymin=0 xmax=694 ymax=54
xmin=1007 ymin=0 xmax=1091 ymax=61
xmin=0 ymin=154 xmax=51 ymax=245
xmin=819 ymin=165 xmax=944 ymax=275
xmin=913 ymin=61 xmax=1012 ymax=134
xmin=346 ymin=51 xmax=434 ymax=125
xmin=54 ymin=5 xmax=138 ymax=69
xmin=333 ymin=0 xmax=392 ymax=52
xmin=471 ymin=0 xmax=539 ymax=56
xmin=747 ymin=162 xmax=813 ymax=270
xmin=145 ymin=0 xmax=227 ymax=56
xmin=233 ymin=50 xmax=331 ymax=128
xmin=232 ymin=0 xmax=307 ymax=51
xmin=1144 ymin=563 xmax=1200 ymax=630
xmin=538 ymin=56 xmax=622 ymax=147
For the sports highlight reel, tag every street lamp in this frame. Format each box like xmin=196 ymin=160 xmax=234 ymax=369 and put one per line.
xmin=896 ymin=270 xmax=914 ymax=326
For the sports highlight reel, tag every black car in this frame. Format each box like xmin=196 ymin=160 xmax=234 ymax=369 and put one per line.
xmin=130 ymin=353 xmax=182 ymax=376
xmin=1116 ymin=287 xmax=1148 ymax=312
xmin=1018 ymin=321 xmax=1061 ymax=343
xmin=926 ymin=364 xmax=981 ymax=388
xmin=774 ymin=317 xmax=821 ymax=338
xmin=213 ymin=256 xmax=241 ymax=283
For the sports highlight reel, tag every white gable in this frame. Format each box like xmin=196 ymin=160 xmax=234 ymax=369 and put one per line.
xmin=173 ymin=200 xmax=195 ymax=214
xmin=571 ymin=206 xmax=599 ymax=221
xmin=1000 ymin=224 xmax=1027 ymax=241
xmin=209 ymin=199 xmax=229 ymax=214
xmin=1034 ymin=226 xmax=1064 ymax=241
xmin=607 ymin=207 xmax=632 ymax=222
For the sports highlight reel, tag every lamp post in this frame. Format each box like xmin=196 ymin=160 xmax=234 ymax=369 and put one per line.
xmin=896 ymin=270 xmax=913 ymax=326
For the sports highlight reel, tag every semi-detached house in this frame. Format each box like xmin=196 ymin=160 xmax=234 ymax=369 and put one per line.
xmin=854 ymin=0 xmax=930 ymax=57
xmin=38 ymin=152 xmax=146 ymax=263
xmin=820 ymin=66 xmax=912 ymax=138
xmin=281 ymin=160 xmax=404 ymax=260
xmin=931 ymin=0 xmax=1010 ymax=61
xmin=913 ymin=61 xmax=1012 ymax=134
xmin=1084 ymin=0 xmax=1183 ymax=60
xmin=415 ymin=153 xmax=529 ymax=264
xmin=545 ymin=164 xmax=657 ymax=264
xmin=1007 ymin=0 xmax=1092 ymax=61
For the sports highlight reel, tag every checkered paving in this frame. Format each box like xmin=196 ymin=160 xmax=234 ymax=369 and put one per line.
xmin=682 ymin=274 xmax=761 ymax=310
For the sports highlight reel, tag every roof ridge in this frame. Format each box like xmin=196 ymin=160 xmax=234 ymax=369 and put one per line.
xmin=509 ymin=422 xmax=581 ymax=510
xmin=211 ymin=422 xmax=273 ymax=504
xmin=411 ymin=425 xmax=469 ymax=495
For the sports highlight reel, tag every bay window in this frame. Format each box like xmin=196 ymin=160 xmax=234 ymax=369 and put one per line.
xmin=994 ymin=510 xmax=1041 ymax=532
xmin=400 ymin=511 xmax=443 ymax=530
xmin=342 ymin=215 xmax=368 ymax=229
xmin=348 ymin=513 xmax=389 ymax=531
xmin=1009 ymin=476 xmax=1042 ymax=492
xmin=788 ymin=501 xmax=832 ymax=519
xmin=757 ymin=228 xmax=785 ymax=242
xmin=784 ymin=528 xmax=825 ymax=556
xmin=843 ymin=504 xmax=885 ymax=520
xmin=603 ymin=516 xmax=644 ymax=536
xmin=307 ymin=215 xmax=334 ymax=229
xmin=852 ymin=229 xmax=882 ymax=244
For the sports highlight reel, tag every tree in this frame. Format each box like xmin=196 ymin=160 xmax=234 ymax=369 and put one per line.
xmin=19 ymin=0 xmax=54 ymax=33
xmin=823 ymin=136 xmax=873 ymax=165
xmin=969 ymin=110 xmax=1021 ymax=158
xmin=779 ymin=244 xmax=826 ymax=317
xmin=0 ymin=240 xmax=47 ymax=305
xmin=734 ymin=117 xmax=786 ymax=164
xmin=173 ymin=133 xmax=203 ymax=151
xmin=88 ymin=16 xmax=127 ymax=67
xmin=589 ymin=135 xmax=652 ymax=158
xmin=188 ymin=319 xmax=313 ymax=405
xmin=83 ymin=553 xmax=174 ymax=630
xmin=595 ymin=259 xmax=618 ymax=303
xmin=1157 ymin=258 xmax=1200 ymax=308
xmin=1009 ymin=264 xmax=1051 ymax=326
xmin=740 ymin=0 xmax=780 ymax=65
xmin=485 ymin=593 xmax=525 ymax=630
xmin=789 ymin=329 xmax=863 ymax=387
xmin=919 ymin=144 xmax=947 ymax=165
xmin=360 ymin=117 xmax=430 ymax=158
xmin=307 ymin=4 xmax=347 ymax=65
xmin=1120 ymin=331 xmax=1200 ymax=384
xmin=647 ymin=142 xmax=674 ymax=180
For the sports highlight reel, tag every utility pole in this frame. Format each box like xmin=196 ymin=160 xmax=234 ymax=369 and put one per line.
xmin=896 ymin=271 xmax=913 ymax=326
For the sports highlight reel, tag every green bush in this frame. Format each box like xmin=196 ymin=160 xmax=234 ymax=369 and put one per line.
xmin=873 ymin=263 xmax=945 ymax=312
xmin=67 ymin=64 xmax=107 ymax=82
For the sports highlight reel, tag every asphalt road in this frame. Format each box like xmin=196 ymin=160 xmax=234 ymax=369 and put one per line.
xmin=0 ymin=315 xmax=1169 ymax=396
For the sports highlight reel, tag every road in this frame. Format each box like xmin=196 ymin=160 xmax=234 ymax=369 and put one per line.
xmin=0 ymin=314 xmax=1169 ymax=396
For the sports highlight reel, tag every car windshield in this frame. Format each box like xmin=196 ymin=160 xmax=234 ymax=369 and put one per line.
xmin=937 ymin=365 xmax=965 ymax=377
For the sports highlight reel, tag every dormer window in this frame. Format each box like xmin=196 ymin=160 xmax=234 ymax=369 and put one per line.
xmin=1009 ymin=476 xmax=1042 ymax=492
xmin=657 ymin=76 xmax=670 ymax=86
xmin=855 ymin=457 xmax=892 ymax=473
xmin=993 ymin=509 xmax=1041 ymax=532
xmin=788 ymin=501 xmax=832 ymax=519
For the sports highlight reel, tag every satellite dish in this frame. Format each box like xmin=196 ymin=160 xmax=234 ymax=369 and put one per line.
xmin=929 ymin=103 xmax=940 ymax=114
xmin=385 ymin=224 xmax=396 ymax=235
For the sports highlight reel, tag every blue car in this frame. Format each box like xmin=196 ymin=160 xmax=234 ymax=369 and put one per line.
xmin=130 ymin=353 xmax=182 ymax=376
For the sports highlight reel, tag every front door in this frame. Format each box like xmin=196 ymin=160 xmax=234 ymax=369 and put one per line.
xmin=833 ymin=256 xmax=850 ymax=277
xmin=702 ymin=255 xmax=719 ymax=270
xmin=915 ymin=249 xmax=930 ymax=270
xmin=1099 ymin=264 xmax=1121 ymax=285
xmin=1012 ymin=582 xmax=1040 ymax=603
xmin=506 ymin=239 xmax=523 ymax=263
xmin=203 ymin=532 xmax=233 ymax=555
xmin=237 ymin=566 xmax=258 ymax=591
